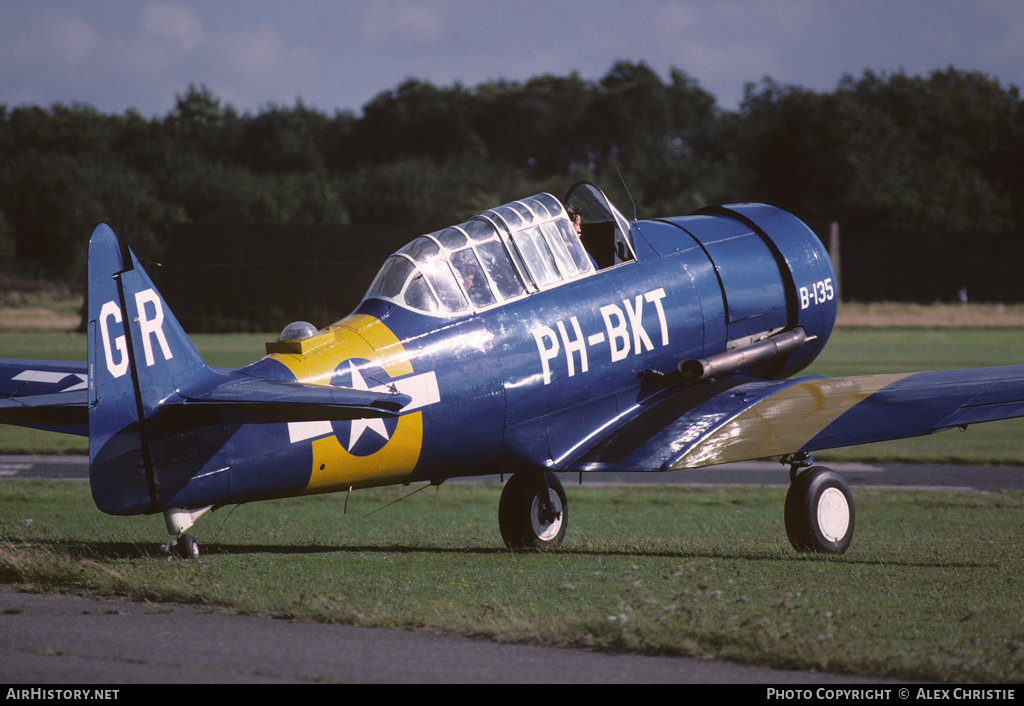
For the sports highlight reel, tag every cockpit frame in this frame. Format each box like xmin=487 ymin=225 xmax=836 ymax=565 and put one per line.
xmin=363 ymin=186 xmax=635 ymax=317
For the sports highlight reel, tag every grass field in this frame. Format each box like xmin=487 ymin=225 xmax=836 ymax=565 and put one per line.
xmin=3 ymin=301 xmax=1024 ymax=682
xmin=1 ymin=479 xmax=1022 ymax=682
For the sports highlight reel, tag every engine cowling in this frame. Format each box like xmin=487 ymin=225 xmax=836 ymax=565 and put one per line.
xmin=632 ymin=203 xmax=837 ymax=380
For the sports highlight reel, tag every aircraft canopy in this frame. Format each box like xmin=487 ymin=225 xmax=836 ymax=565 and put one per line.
xmin=364 ymin=192 xmax=597 ymax=316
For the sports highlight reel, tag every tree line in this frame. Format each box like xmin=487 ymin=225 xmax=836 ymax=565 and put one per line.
xmin=1 ymin=60 xmax=1021 ymax=309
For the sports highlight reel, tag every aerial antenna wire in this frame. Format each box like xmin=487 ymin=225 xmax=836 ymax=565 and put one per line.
xmin=362 ymin=482 xmax=434 ymax=518
xmin=612 ymin=159 xmax=637 ymax=221
xmin=307 ymin=232 xmax=331 ymax=327
xmin=187 ymin=503 xmax=241 ymax=554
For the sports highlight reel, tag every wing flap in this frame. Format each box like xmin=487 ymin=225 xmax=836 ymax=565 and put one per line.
xmin=666 ymin=373 xmax=911 ymax=468
xmin=567 ymin=376 xmax=799 ymax=471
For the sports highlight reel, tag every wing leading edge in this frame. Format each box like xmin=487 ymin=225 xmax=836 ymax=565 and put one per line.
xmin=567 ymin=366 xmax=1024 ymax=472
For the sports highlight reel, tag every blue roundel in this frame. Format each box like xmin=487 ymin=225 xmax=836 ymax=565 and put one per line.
xmin=329 ymin=358 xmax=400 ymax=456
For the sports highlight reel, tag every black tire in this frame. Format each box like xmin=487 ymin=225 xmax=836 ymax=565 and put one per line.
xmin=177 ymin=533 xmax=201 ymax=560
xmin=784 ymin=467 xmax=855 ymax=554
xmin=498 ymin=472 xmax=568 ymax=549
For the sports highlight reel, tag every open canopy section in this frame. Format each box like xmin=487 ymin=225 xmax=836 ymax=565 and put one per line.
xmin=564 ymin=181 xmax=636 ymax=269
xmin=364 ymin=192 xmax=598 ymax=316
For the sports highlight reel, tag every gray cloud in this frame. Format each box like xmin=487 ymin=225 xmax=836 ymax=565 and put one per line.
xmin=2 ymin=0 xmax=1021 ymax=117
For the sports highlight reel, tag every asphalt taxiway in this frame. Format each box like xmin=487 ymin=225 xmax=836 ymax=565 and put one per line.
xmin=0 ymin=586 xmax=893 ymax=685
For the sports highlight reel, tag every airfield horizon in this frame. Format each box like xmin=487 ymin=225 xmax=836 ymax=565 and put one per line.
xmin=5 ymin=281 xmax=1024 ymax=333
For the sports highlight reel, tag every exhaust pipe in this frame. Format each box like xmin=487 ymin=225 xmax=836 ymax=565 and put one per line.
xmin=678 ymin=328 xmax=812 ymax=381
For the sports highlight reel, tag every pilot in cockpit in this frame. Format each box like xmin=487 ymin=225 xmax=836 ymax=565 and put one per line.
xmin=567 ymin=204 xmax=600 ymax=270
xmin=567 ymin=205 xmax=583 ymax=236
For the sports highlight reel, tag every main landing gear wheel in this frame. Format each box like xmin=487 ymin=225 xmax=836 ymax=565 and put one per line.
xmin=176 ymin=533 xmax=200 ymax=560
xmin=784 ymin=466 xmax=855 ymax=554
xmin=499 ymin=471 xmax=568 ymax=550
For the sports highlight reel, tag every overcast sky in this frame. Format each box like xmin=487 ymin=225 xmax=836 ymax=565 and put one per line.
xmin=1 ymin=1 xmax=1022 ymax=118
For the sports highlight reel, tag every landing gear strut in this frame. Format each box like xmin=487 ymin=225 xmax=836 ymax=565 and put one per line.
xmin=782 ymin=453 xmax=855 ymax=554
xmin=164 ymin=506 xmax=212 ymax=560
xmin=498 ymin=471 xmax=568 ymax=549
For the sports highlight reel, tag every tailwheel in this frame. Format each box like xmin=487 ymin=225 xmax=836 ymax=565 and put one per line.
xmin=164 ymin=506 xmax=211 ymax=560
xmin=499 ymin=471 xmax=568 ymax=550
xmin=176 ymin=533 xmax=200 ymax=560
xmin=784 ymin=466 xmax=855 ymax=554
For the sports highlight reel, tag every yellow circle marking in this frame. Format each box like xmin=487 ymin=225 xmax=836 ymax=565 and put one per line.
xmin=269 ymin=314 xmax=423 ymax=493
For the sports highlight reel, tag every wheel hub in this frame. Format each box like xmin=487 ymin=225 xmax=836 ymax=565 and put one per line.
xmin=816 ymin=487 xmax=850 ymax=542
xmin=531 ymin=491 xmax=563 ymax=542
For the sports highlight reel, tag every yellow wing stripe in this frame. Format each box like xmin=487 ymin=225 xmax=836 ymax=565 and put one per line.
xmin=671 ymin=373 xmax=912 ymax=468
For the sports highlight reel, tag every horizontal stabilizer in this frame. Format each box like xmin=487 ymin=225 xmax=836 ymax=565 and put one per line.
xmin=0 ymin=359 xmax=89 ymax=435
xmin=160 ymin=374 xmax=411 ymax=426
xmin=0 ymin=390 xmax=89 ymax=432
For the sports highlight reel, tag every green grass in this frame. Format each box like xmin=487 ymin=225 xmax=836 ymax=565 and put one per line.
xmin=4 ymin=324 xmax=1024 ymax=681
xmin=2 ymin=479 xmax=1023 ymax=682
xmin=807 ymin=327 xmax=1024 ymax=375
xmin=0 ymin=331 xmax=272 ymax=368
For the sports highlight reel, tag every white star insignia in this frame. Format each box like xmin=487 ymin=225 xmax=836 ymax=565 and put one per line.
xmin=345 ymin=362 xmax=391 ymax=450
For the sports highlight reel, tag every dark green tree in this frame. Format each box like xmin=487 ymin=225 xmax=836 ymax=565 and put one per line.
xmin=353 ymin=79 xmax=485 ymax=164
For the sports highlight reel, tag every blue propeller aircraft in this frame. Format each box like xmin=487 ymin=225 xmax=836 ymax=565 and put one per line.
xmin=3 ymin=182 xmax=1024 ymax=559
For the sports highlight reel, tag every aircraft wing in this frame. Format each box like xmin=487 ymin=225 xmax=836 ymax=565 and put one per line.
xmin=0 ymin=359 xmax=90 ymax=435
xmin=567 ymin=365 xmax=1024 ymax=471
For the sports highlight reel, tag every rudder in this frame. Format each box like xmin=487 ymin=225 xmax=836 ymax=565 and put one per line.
xmin=87 ymin=224 xmax=211 ymax=514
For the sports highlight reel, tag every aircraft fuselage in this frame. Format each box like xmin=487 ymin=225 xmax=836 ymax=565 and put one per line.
xmin=153 ymin=202 xmax=837 ymax=514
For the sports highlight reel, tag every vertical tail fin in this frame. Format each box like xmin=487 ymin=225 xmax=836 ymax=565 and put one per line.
xmin=87 ymin=224 xmax=210 ymax=514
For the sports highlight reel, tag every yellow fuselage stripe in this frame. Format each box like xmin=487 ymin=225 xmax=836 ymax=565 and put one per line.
xmin=269 ymin=314 xmax=424 ymax=493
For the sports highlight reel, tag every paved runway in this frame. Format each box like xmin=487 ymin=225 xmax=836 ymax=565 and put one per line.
xmin=3 ymin=455 xmax=1018 ymax=684
xmin=0 ymin=586 xmax=892 ymax=685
